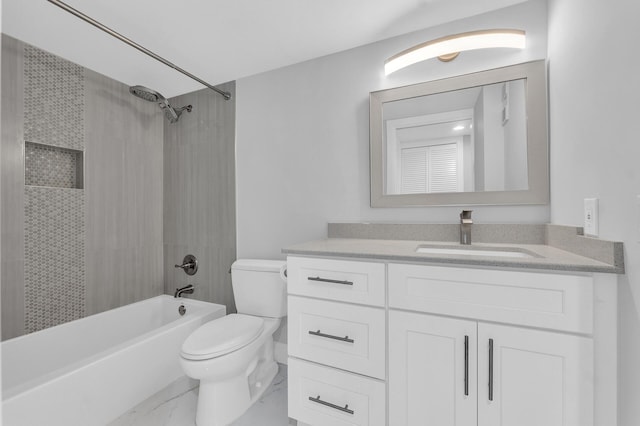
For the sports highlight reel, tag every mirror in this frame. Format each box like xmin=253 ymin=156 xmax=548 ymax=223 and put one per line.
xmin=370 ymin=60 xmax=548 ymax=207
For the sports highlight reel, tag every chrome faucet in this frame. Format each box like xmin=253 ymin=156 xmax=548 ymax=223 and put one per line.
xmin=460 ymin=210 xmax=473 ymax=245
xmin=174 ymin=284 xmax=195 ymax=298
xmin=175 ymin=254 xmax=198 ymax=276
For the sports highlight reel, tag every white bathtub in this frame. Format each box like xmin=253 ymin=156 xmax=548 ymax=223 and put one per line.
xmin=1 ymin=295 xmax=225 ymax=426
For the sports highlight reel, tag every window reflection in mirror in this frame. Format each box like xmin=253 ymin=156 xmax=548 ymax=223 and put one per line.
xmin=370 ymin=60 xmax=548 ymax=207
xmin=383 ymin=79 xmax=527 ymax=195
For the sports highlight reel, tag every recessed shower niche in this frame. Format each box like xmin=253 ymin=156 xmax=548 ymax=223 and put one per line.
xmin=23 ymin=140 xmax=86 ymax=333
xmin=24 ymin=141 xmax=83 ymax=189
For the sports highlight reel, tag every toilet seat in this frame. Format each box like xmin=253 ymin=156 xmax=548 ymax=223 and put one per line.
xmin=181 ymin=314 xmax=265 ymax=361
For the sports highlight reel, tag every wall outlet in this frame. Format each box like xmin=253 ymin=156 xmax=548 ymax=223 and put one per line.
xmin=584 ymin=198 xmax=599 ymax=237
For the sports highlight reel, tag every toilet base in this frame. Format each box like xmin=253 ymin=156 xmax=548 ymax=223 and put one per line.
xmin=195 ymin=360 xmax=279 ymax=426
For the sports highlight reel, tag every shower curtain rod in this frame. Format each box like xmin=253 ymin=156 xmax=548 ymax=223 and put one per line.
xmin=47 ymin=0 xmax=232 ymax=100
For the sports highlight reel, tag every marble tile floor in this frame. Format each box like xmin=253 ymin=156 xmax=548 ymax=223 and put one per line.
xmin=109 ymin=364 xmax=294 ymax=426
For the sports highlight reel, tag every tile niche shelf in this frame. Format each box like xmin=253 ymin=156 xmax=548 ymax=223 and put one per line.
xmin=24 ymin=141 xmax=83 ymax=189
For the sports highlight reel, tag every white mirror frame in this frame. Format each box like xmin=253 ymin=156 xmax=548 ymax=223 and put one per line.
xmin=370 ymin=60 xmax=549 ymax=207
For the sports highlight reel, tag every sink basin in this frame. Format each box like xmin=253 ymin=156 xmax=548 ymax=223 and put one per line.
xmin=415 ymin=245 xmax=535 ymax=258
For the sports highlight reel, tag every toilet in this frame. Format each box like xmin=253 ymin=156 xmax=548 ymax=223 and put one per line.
xmin=179 ymin=259 xmax=287 ymax=426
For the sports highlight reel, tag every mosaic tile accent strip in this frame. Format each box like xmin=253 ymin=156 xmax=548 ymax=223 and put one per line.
xmin=24 ymin=186 xmax=85 ymax=333
xmin=25 ymin=142 xmax=82 ymax=188
xmin=24 ymin=44 xmax=84 ymax=151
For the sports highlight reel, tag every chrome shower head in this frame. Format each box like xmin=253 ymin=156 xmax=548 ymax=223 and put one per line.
xmin=129 ymin=85 xmax=192 ymax=123
xmin=162 ymin=104 xmax=192 ymax=124
xmin=129 ymin=85 xmax=163 ymax=103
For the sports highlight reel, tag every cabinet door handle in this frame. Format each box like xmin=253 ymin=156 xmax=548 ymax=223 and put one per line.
xmin=308 ymin=329 xmax=355 ymax=343
xmin=464 ymin=335 xmax=469 ymax=396
xmin=308 ymin=395 xmax=355 ymax=415
xmin=307 ymin=276 xmax=354 ymax=286
xmin=488 ymin=338 xmax=494 ymax=401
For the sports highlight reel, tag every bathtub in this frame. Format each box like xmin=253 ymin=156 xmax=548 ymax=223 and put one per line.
xmin=2 ymin=295 xmax=225 ymax=426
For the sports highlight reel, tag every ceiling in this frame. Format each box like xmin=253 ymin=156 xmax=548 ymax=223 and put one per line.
xmin=3 ymin=0 xmax=527 ymax=98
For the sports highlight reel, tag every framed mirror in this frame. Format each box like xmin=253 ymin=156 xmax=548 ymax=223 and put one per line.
xmin=370 ymin=60 xmax=548 ymax=207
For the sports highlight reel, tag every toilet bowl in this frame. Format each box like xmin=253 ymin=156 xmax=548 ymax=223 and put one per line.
xmin=179 ymin=259 xmax=287 ymax=426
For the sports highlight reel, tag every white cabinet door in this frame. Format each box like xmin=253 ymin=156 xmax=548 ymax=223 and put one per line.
xmin=477 ymin=323 xmax=594 ymax=426
xmin=389 ymin=310 xmax=477 ymax=426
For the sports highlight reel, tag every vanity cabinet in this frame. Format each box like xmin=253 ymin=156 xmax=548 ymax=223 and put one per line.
xmin=388 ymin=263 xmax=595 ymax=426
xmin=287 ymin=256 xmax=387 ymax=426
xmin=389 ymin=311 xmax=593 ymax=426
xmin=287 ymin=255 xmax=615 ymax=426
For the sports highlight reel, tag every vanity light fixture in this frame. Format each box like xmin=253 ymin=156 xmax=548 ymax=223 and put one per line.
xmin=384 ymin=29 xmax=526 ymax=75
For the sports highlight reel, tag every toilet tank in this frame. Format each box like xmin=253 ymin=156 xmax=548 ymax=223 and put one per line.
xmin=231 ymin=259 xmax=287 ymax=318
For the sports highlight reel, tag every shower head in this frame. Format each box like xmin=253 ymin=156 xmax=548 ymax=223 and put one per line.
xmin=128 ymin=85 xmax=192 ymax=123
xmin=162 ymin=104 xmax=192 ymax=124
xmin=129 ymin=85 xmax=163 ymax=103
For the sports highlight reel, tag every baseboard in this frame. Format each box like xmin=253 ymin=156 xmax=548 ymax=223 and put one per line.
xmin=274 ymin=341 xmax=287 ymax=365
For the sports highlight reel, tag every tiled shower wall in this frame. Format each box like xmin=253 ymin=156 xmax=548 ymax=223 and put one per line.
xmin=24 ymin=186 xmax=85 ymax=332
xmin=163 ymin=83 xmax=237 ymax=313
xmin=24 ymin=45 xmax=84 ymax=150
xmin=1 ymin=35 xmax=165 ymax=339
xmin=22 ymin=45 xmax=86 ymax=332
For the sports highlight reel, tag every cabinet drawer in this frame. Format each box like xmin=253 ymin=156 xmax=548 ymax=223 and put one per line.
xmin=389 ymin=263 xmax=594 ymax=334
xmin=288 ymin=296 xmax=386 ymax=379
xmin=288 ymin=358 xmax=386 ymax=426
xmin=287 ymin=257 xmax=385 ymax=306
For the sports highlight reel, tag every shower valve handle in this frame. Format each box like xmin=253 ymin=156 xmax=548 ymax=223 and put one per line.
xmin=175 ymin=254 xmax=198 ymax=276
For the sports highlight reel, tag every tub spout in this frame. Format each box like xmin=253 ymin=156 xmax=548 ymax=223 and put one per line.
xmin=175 ymin=284 xmax=195 ymax=298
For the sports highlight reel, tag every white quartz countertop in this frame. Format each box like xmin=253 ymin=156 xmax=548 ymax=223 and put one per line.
xmin=282 ymin=238 xmax=622 ymax=273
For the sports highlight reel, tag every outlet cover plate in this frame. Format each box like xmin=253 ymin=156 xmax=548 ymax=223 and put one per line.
xmin=584 ymin=198 xmax=599 ymax=237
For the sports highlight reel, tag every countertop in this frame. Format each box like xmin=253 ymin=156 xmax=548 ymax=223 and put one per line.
xmin=282 ymin=238 xmax=622 ymax=274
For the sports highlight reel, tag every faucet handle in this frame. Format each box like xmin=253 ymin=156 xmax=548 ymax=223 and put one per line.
xmin=175 ymin=254 xmax=198 ymax=276
xmin=460 ymin=210 xmax=473 ymax=223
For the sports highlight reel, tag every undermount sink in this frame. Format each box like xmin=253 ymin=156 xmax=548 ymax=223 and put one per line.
xmin=415 ymin=245 xmax=535 ymax=258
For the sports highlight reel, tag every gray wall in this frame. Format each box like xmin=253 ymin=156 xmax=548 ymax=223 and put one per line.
xmin=84 ymin=69 xmax=164 ymax=315
xmin=547 ymin=0 xmax=640 ymax=424
xmin=1 ymin=36 xmax=165 ymax=339
xmin=0 ymin=5 xmax=3 ymax=354
xmin=235 ymin=1 xmax=549 ymax=260
xmin=163 ymin=83 xmax=237 ymax=313
xmin=1 ymin=35 xmax=25 ymax=339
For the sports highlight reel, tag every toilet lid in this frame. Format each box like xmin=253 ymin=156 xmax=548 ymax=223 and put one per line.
xmin=181 ymin=314 xmax=265 ymax=360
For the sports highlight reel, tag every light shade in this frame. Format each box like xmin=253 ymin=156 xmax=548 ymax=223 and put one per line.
xmin=385 ymin=29 xmax=526 ymax=75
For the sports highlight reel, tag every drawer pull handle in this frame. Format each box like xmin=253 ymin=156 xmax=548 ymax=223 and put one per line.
xmin=308 ymin=276 xmax=354 ymax=286
xmin=308 ymin=330 xmax=355 ymax=343
xmin=464 ymin=335 xmax=469 ymax=396
xmin=308 ymin=395 xmax=355 ymax=415
xmin=488 ymin=338 xmax=494 ymax=401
